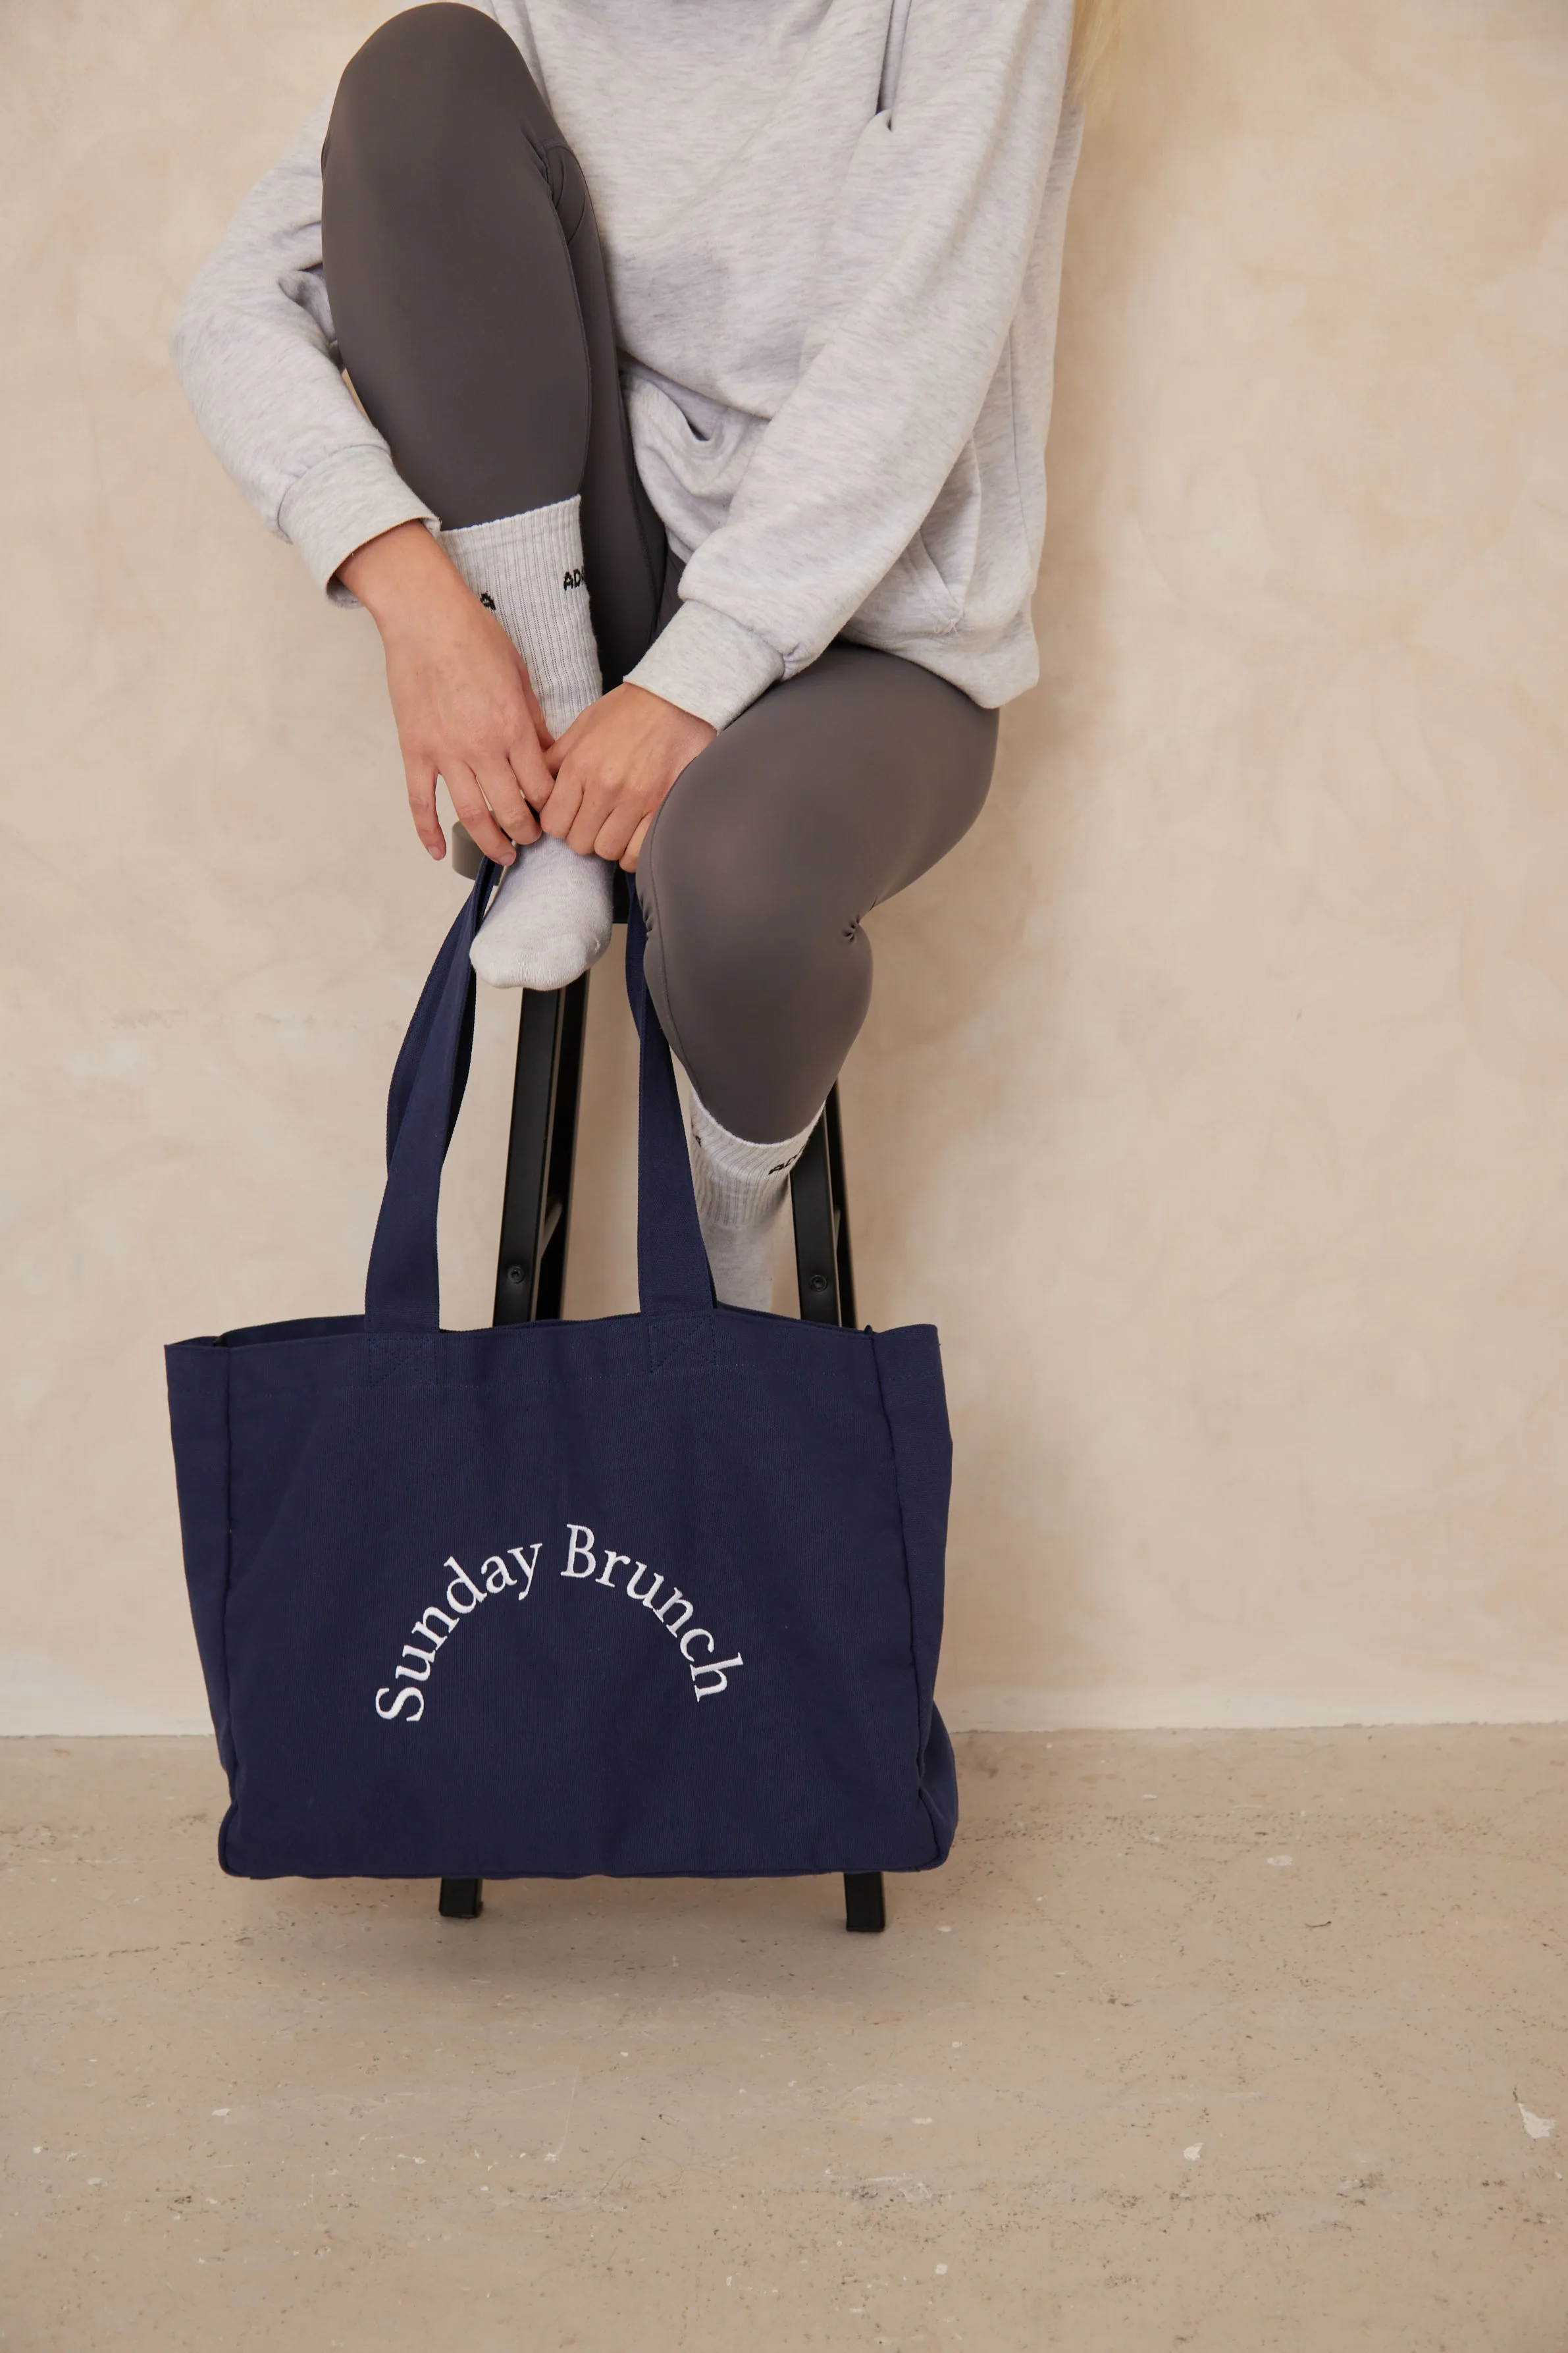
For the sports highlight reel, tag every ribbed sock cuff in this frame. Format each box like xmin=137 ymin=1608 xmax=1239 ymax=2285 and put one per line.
xmin=440 ymin=497 xmax=601 ymax=738
xmin=689 ymin=1094 xmax=821 ymax=1232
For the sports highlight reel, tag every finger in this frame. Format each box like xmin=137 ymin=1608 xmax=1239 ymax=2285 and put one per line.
xmin=507 ymin=726 xmax=556 ymax=812
xmin=554 ymin=756 xmax=622 ymax=855
xmin=594 ymin=774 xmax=662 ymax=865
xmin=619 ymin=814 xmax=653 ymax=873
xmin=503 ymin=777 xmax=542 ymax=843
xmin=592 ymin=801 xmax=640 ymax=864
xmin=528 ymin=777 xmax=581 ymax=843
xmin=471 ymin=754 xmax=538 ymax=845
xmin=443 ymin=766 xmax=517 ymax=866
xmin=404 ymin=753 xmax=446 ymax=859
xmin=566 ymin=780 xmax=622 ymax=857
xmin=538 ymin=763 xmax=585 ymax=841
xmin=543 ymin=702 xmax=594 ymax=776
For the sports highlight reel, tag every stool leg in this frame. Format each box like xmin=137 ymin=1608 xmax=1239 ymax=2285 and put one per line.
xmin=823 ymin=1088 xmax=857 ymax=1327
xmin=493 ymin=978 xmax=587 ymax=1325
xmin=531 ymin=973 xmax=587 ymax=1319
xmin=844 ymin=1872 xmax=886 ymax=1933
xmin=791 ymin=1084 xmax=858 ymax=1327
xmin=793 ymin=1107 xmax=889 ymax=1934
xmin=438 ymin=1877 xmax=483 ymax=1920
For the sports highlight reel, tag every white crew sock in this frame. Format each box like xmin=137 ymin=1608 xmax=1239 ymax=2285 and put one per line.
xmin=441 ymin=497 xmax=614 ymax=992
xmin=688 ymin=1093 xmax=821 ymax=1312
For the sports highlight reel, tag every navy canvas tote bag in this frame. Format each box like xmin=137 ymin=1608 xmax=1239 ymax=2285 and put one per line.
xmin=165 ymin=864 xmax=958 ymax=1882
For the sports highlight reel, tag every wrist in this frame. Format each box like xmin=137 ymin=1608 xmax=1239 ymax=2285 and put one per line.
xmin=338 ymin=521 xmax=459 ymax=637
xmin=623 ymin=681 xmax=682 ymax=721
xmin=623 ymin=681 xmax=716 ymax=746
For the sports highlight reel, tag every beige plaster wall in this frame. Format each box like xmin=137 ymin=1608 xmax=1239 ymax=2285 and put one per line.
xmin=3 ymin=0 xmax=1565 ymax=1734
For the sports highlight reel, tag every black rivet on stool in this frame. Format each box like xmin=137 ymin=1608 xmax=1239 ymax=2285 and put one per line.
xmin=810 ymin=1272 xmax=829 ymax=1292
xmin=506 ymin=1262 xmax=527 ymax=1285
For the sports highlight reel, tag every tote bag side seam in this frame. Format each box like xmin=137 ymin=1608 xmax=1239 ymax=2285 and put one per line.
xmin=869 ymin=1335 xmax=943 ymax=1866
xmin=215 ymin=1348 xmax=241 ymax=1872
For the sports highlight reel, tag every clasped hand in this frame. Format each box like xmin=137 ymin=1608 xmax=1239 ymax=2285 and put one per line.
xmin=538 ymin=681 xmax=715 ymax=870
xmin=338 ymin=519 xmax=715 ymax=872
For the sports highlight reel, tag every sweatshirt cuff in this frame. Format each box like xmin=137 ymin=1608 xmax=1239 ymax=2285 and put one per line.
xmin=624 ymin=599 xmax=785 ymax=730
xmin=276 ymin=445 xmax=439 ymax=605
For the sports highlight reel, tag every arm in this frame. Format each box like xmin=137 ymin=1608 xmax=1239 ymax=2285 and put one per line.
xmin=624 ymin=0 xmax=1078 ymax=731
xmin=340 ymin=523 xmax=551 ymax=867
xmin=170 ymin=100 xmax=436 ymax=596
xmin=172 ymin=76 xmax=575 ymax=863
xmin=542 ymin=0 xmax=1075 ymax=857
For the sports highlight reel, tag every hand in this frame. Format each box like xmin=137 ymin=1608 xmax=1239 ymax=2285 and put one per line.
xmin=539 ymin=683 xmax=716 ymax=870
xmin=338 ymin=520 xmax=553 ymax=866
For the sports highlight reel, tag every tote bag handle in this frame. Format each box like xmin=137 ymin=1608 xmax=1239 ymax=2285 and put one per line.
xmin=622 ymin=882 xmax=717 ymax=1320
xmin=364 ymin=862 xmax=713 ymax=1331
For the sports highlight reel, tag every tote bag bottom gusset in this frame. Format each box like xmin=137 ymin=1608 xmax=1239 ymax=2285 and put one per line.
xmin=217 ymin=1762 xmax=956 ymax=1883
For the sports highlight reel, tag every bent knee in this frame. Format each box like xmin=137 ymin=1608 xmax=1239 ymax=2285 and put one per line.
xmin=640 ymin=807 xmax=870 ymax=1117
xmin=341 ymin=3 xmax=517 ymax=84
xmin=640 ymin=878 xmax=868 ymax=1140
xmin=644 ymin=812 xmax=847 ymax=1007
xmin=332 ymin=6 xmax=526 ymax=167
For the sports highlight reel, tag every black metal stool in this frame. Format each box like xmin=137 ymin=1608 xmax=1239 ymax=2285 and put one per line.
xmin=437 ymin=835 xmax=885 ymax=1934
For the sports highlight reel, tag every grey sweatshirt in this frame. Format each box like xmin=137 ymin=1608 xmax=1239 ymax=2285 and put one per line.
xmin=172 ymin=0 xmax=1083 ymax=731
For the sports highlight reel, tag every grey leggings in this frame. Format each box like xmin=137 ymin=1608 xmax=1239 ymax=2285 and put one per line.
xmin=321 ymin=3 xmax=997 ymax=1141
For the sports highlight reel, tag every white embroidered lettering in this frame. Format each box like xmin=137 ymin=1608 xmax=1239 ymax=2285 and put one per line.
xmin=652 ymin=1587 xmax=694 ymax=1637
xmin=563 ymin=1524 xmax=598 ymax=1578
xmin=375 ymin=1529 xmax=743 ymax=1719
xmin=444 ymin=1556 xmax=486 ymax=1615
xmin=691 ymin=1653 xmax=743 ymax=1701
xmin=481 ymin=1553 xmax=518 ymax=1595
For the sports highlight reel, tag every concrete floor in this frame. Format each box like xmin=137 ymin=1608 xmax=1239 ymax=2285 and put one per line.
xmin=3 ymin=1731 xmax=1567 ymax=2352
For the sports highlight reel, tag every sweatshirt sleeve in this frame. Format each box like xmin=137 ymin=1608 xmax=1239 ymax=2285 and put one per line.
xmin=626 ymin=0 xmax=1076 ymax=729
xmin=169 ymin=97 xmax=437 ymax=600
